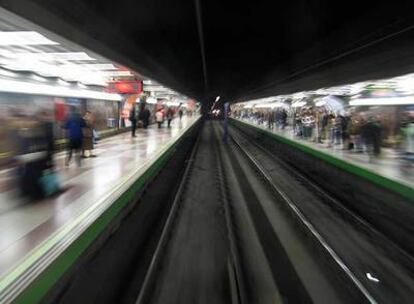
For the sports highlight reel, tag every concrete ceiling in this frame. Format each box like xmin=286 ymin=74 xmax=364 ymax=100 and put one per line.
xmin=1 ymin=0 xmax=414 ymax=106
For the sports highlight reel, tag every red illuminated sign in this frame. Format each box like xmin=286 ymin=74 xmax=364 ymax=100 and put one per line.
xmin=106 ymin=80 xmax=143 ymax=94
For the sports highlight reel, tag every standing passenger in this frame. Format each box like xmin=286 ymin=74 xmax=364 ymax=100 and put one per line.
xmin=130 ymin=106 xmax=137 ymax=137
xmin=82 ymin=111 xmax=96 ymax=158
xmin=179 ymin=108 xmax=183 ymax=120
xmin=142 ymin=106 xmax=151 ymax=129
xmin=64 ymin=106 xmax=85 ymax=167
xmin=156 ymin=109 xmax=164 ymax=128
xmin=403 ymin=117 xmax=414 ymax=155
xmin=166 ymin=107 xmax=174 ymax=128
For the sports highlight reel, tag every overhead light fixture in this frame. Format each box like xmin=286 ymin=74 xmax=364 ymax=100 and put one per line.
xmin=0 ymin=78 xmax=121 ymax=101
xmin=9 ymin=52 xmax=96 ymax=61
xmin=166 ymin=101 xmax=180 ymax=107
xmin=146 ymin=97 xmax=157 ymax=104
xmin=82 ymin=63 xmax=117 ymax=70
xmin=45 ymin=52 xmax=95 ymax=61
xmin=77 ymin=83 xmax=88 ymax=89
xmin=101 ymin=71 xmax=132 ymax=77
xmin=271 ymin=102 xmax=285 ymax=108
xmin=31 ymin=74 xmax=47 ymax=82
xmin=145 ymin=85 xmax=171 ymax=92
xmin=349 ymin=96 xmax=414 ymax=106
xmin=292 ymin=101 xmax=307 ymax=107
xmin=81 ymin=78 xmax=107 ymax=86
xmin=215 ymin=96 xmax=220 ymax=102
xmin=315 ymin=100 xmax=326 ymax=107
xmin=57 ymin=79 xmax=70 ymax=86
xmin=292 ymin=92 xmax=306 ymax=99
xmin=0 ymin=31 xmax=58 ymax=45
xmin=0 ymin=69 xmax=16 ymax=78
xmin=254 ymin=104 xmax=272 ymax=108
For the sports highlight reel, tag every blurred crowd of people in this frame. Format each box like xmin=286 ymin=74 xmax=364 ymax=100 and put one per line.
xmin=129 ymin=105 xmax=184 ymax=136
xmin=0 ymin=106 xmax=100 ymax=199
xmin=0 ymin=103 xmax=190 ymax=201
xmin=234 ymin=107 xmax=414 ymax=161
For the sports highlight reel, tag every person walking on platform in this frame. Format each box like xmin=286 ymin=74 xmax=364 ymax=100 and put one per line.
xmin=361 ymin=117 xmax=382 ymax=158
xmin=166 ymin=107 xmax=174 ymax=128
xmin=82 ymin=111 xmax=97 ymax=158
xmin=64 ymin=106 xmax=86 ymax=167
xmin=403 ymin=118 xmax=414 ymax=155
xmin=130 ymin=106 xmax=137 ymax=137
xmin=179 ymin=108 xmax=183 ymax=120
xmin=140 ymin=106 xmax=151 ymax=129
xmin=38 ymin=110 xmax=55 ymax=170
xmin=156 ymin=108 xmax=164 ymax=128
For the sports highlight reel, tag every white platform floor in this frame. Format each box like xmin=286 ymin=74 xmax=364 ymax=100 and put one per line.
xmin=0 ymin=116 xmax=199 ymax=279
xmin=235 ymin=118 xmax=414 ymax=188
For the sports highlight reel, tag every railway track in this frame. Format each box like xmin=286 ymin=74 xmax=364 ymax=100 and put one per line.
xmin=135 ymin=121 xmax=245 ymax=304
xmin=56 ymin=121 xmax=414 ymax=304
xmin=229 ymin=123 xmax=414 ymax=303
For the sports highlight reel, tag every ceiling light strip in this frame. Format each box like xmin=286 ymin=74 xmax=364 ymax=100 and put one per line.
xmin=349 ymin=96 xmax=414 ymax=106
xmin=0 ymin=79 xmax=121 ymax=101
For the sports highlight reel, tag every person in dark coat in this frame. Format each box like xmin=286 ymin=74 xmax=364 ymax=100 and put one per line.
xmin=361 ymin=117 xmax=382 ymax=157
xmin=142 ymin=107 xmax=151 ymax=129
xmin=64 ymin=106 xmax=86 ymax=167
xmin=130 ymin=106 xmax=137 ymax=137
xmin=82 ymin=111 xmax=96 ymax=158
xmin=138 ymin=104 xmax=151 ymax=129
xmin=166 ymin=107 xmax=174 ymax=128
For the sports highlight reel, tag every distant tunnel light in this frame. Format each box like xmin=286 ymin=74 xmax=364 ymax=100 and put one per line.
xmin=0 ymin=31 xmax=59 ymax=45
xmin=215 ymin=96 xmax=221 ymax=102
xmin=0 ymin=78 xmax=122 ymax=101
xmin=349 ymin=96 xmax=414 ymax=106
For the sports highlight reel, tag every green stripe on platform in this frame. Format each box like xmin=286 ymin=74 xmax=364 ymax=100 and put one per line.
xmin=231 ymin=119 xmax=414 ymax=201
xmin=11 ymin=120 xmax=199 ymax=304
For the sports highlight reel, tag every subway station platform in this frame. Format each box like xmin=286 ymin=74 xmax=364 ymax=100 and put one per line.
xmin=232 ymin=118 xmax=414 ymax=197
xmin=0 ymin=116 xmax=200 ymax=302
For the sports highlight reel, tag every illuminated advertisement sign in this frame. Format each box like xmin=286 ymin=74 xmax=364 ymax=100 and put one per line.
xmin=106 ymin=80 xmax=143 ymax=94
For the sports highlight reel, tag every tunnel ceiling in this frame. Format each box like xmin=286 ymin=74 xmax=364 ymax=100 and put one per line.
xmin=2 ymin=0 xmax=414 ymax=104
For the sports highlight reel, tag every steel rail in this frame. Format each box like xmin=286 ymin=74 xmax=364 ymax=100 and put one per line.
xmin=230 ymin=131 xmax=378 ymax=304
xmin=213 ymin=124 xmax=247 ymax=304
xmin=233 ymin=125 xmax=414 ymax=265
xmin=135 ymin=130 xmax=201 ymax=304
